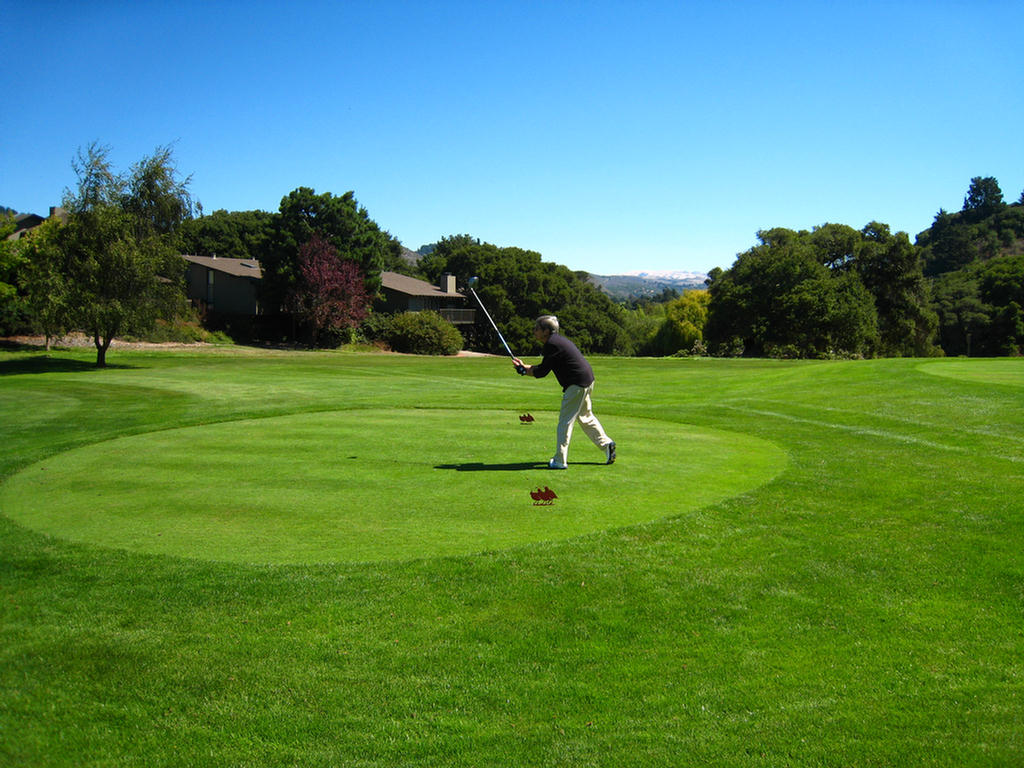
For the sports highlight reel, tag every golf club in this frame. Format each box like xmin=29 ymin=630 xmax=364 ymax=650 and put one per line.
xmin=467 ymin=276 xmax=526 ymax=374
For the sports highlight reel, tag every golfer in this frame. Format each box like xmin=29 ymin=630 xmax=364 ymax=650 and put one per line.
xmin=512 ymin=315 xmax=616 ymax=470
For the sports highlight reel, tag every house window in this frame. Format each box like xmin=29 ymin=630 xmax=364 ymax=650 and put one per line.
xmin=206 ymin=270 xmax=215 ymax=305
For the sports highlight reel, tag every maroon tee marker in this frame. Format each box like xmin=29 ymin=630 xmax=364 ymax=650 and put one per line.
xmin=530 ymin=486 xmax=557 ymax=506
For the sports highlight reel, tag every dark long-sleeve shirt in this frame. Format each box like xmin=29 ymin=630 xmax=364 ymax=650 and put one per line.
xmin=531 ymin=333 xmax=594 ymax=391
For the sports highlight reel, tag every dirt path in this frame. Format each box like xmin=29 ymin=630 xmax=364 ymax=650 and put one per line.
xmin=2 ymin=333 xmax=498 ymax=357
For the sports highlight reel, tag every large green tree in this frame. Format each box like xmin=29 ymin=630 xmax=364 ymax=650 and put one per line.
xmin=932 ymin=253 xmax=1024 ymax=356
xmin=177 ymin=208 xmax=277 ymax=261
xmin=706 ymin=227 xmax=879 ymax=358
xmin=260 ymin=188 xmax=400 ymax=317
xmin=932 ymin=270 xmax=989 ymax=356
xmin=978 ymin=254 xmax=1024 ymax=355
xmin=58 ymin=143 xmax=195 ymax=366
xmin=855 ymin=222 xmax=939 ymax=356
xmin=707 ymin=222 xmax=941 ymax=358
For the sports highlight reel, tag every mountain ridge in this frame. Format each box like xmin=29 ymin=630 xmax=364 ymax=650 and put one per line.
xmin=587 ymin=270 xmax=708 ymax=300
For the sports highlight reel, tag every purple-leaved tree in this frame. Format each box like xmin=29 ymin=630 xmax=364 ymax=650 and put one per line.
xmin=292 ymin=233 xmax=370 ymax=347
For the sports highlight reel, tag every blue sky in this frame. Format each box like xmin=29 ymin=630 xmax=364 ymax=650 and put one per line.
xmin=3 ymin=0 xmax=1022 ymax=275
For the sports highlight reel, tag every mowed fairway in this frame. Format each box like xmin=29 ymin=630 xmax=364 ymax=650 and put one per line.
xmin=1 ymin=348 xmax=1022 ymax=766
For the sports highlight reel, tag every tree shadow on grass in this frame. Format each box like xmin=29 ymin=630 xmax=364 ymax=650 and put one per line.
xmin=0 ymin=356 xmax=137 ymax=376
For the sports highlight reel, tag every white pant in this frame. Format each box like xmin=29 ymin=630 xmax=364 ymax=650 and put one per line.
xmin=554 ymin=383 xmax=612 ymax=465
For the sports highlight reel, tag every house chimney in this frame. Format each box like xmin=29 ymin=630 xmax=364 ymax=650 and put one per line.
xmin=440 ymin=273 xmax=456 ymax=293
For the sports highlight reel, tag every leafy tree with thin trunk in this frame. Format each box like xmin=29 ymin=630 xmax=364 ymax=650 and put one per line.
xmin=59 ymin=143 xmax=195 ymax=366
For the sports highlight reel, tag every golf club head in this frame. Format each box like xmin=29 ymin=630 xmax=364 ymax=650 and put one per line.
xmin=467 ymin=276 xmax=479 ymax=288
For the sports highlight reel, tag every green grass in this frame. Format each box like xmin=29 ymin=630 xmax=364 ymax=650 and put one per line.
xmin=1 ymin=348 xmax=1022 ymax=766
xmin=2 ymin=408 xmax=784 ymax=564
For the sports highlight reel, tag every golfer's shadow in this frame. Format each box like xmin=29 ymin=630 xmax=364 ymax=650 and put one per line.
xmin=435 ymin=461 xmax=548 ymax=472
xmin=435 ymin=461 xmax=606 ymax=471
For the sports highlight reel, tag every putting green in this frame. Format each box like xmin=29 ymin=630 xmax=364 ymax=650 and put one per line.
xmin=1 ymin=408 xmax=786 ymax=564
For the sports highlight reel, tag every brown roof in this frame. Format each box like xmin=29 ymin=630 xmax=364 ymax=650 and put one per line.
xmin=177 ymin=260 xmax=460 ymax=298
xmin=181 ymin=254 xmax=263 ymax=278
xmin=381 ymin=271 xmax=464 ymax=298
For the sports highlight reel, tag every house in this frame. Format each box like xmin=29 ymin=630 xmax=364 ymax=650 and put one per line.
xmin=5 ymin=207 xmax=67 ymax=241
xmin=181 ymin=255 xmax=262 ymax=315
xmin=178 ymin=257 xmax=475 ymax=327
xmin=377 ymin=272 xmax=475 ymax=325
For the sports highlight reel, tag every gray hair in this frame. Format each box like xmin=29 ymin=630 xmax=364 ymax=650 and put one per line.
xmin=535 ymin=315 xmax=559 ymax=334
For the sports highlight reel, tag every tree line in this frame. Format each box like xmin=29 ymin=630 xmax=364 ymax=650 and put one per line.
xmin=702 ymin=176 xmax=1024 ymax=358
xmin=3 ymin=144 xmax=1022 ymax=363
xmin=1 ymin=146 xmax=407 ymax=363
xmin=920 ymin=178 xmax=1024 ymax=356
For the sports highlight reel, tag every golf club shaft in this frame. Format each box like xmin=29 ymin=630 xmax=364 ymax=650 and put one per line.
xmin=469 ymin=287 xmax=517 ymax=360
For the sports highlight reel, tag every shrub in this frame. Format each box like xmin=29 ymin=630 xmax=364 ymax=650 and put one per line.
xmin=384 ymin=311 xmax=463 ymax=356
xmin=127 ymin=317 xmax=233 ymax=345
xmin=357 ymin=312 xmax=394 ymax=345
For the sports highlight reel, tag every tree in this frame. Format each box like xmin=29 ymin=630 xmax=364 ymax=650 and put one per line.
xmin=855 ymin=222 xmax=939 ymax=356
xmin=616 ymin=304 xmax=664 ymax=355
xmin=18 ymin=218 xmax=70 ymax=349
xmin=809 ymin=222 xmax=860 ymax=270
xmin=962 ymin=176 xmax=1005 ymax=222
xmin=123 ymin=145 xmax=196 ymax=241
xmin=419 ymin=235 xmax=625 ymax=354
xmin=177 ymin=208 xmax=276 ymax=261
xmin=261 ymin=188 xmax=400 ymax=319
xmin=978 ymin=254 xmax=1024 ymax=355
xmin=931 ymin=270 xmax=989 ymax=356
xmin=0 ymin=214 xmax=30 ymax=334
xmin=706 ymin=227 xmax=880 ymax=358
xmin=59 ymin=143 xmax=194 ymax=366
xmin=291 ymin=234 xmax=370 ymax=347
xmin=649 ymin=289 xmax=710 ymax=355
xmin=920 ymin=208 xmax=976 ymax=276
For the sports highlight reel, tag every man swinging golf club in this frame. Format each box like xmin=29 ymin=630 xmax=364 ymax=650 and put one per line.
xmin=512 ymin=315 xmax=616 ymax=470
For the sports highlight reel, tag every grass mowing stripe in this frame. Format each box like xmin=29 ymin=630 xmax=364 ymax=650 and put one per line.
xmin=751 ymin=395 xmax=1024 ymax=448
xmin=721 ymin=402 xmax=1024 ymax=464
xmin=918 ymin=358 xmax=1024 ymax=387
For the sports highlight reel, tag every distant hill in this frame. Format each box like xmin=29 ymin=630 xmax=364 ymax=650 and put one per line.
xmin=409 ymin=240 xmax=707 ymax=300
xmin=916 ymin=196 xmax=1024 ymax=276
xmin=588 ymin=270 xmax=708 ymax=301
